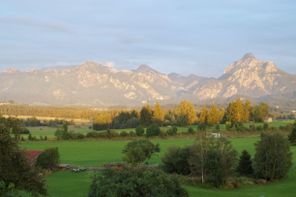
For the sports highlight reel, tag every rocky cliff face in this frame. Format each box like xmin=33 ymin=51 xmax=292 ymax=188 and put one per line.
xmin=192 ymin=53 xmax=296 ymax=102
xmin=0 ymin=54 xmax=295 ymax=107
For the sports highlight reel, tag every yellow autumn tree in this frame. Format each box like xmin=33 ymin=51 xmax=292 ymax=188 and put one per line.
xmin=225 ymin=99 xmax=245 ymax=124
xmin=175 ymin=100 xmax=197 ymax=125
xmin=198 ymin=106 xmax=208 ymax=124
xmin=153 ymin=102 xmax=165 ymax=123
xmin=207 ymin=105 xmax=224 ymax=125
xmin=242 ymin=100 xmax=252 ymax=122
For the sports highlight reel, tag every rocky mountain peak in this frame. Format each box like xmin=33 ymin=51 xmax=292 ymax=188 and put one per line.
xmin=242 ymin=52 xmax=256 ymax=60
xmin=262 ymin=61 xmax=279 ymax=73
xmin=224 ymin=53 xmax=280 ymax=76
xmin=77 ymin=61 xmax=114 ymax=74
xmin=136 ymin=64 xmax=158 ymax=73
xmin=224 ymin=53 xmax=261 ymax=74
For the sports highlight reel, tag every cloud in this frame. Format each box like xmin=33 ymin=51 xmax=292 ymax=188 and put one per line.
xmin=0 ymin=16 xmax=71 ymax=33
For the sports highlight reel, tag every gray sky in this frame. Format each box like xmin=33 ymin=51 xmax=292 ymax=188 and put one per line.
xmin=1 ymin=0 xmax=296 ymax=77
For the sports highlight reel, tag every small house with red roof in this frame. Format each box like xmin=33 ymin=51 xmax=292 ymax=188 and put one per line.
xmin=24 ymin=150 xmax=44 ymax=166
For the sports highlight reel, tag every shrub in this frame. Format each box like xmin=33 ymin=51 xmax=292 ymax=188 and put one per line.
xmin=86 ymin=131 xmax=100 ymax=138
xmin=234 ymin=122 xmax=248 ymax=132
xmin=187 ymin=127 xmax=195 ymax=134
xmin=68 ymin=132 xmax=85 ymax=139
xmin=36 ymin=148 xmax=60 ymax=169
xmin=167 ymin=126 xmax=178 ymax=136
xmin=253 ymin=132 xmax=292 ymax=180
xmin=129 ymin=131 xmax=136 ymax=137
xmin=256 ymin=125 xmax=263 ymax=131
xmin=13 ymin=127 xmax=30 ymax=135
xmin=215 ymin=124 xmax=220 ymax=131
xmin=120 ymin=131 xmax=128 ymax=137
xmin=105 ymin=129 xmax=118 ymax=138
xmin=198 ymin=124 xmax=207 ymax=131
xmin=28 ymin=134 xmax=33 ymax=141
xmin=135 ymin=125 xmax=145 ymax=136
xmin=176 ymin=115 xmax=189 ymax=126
xmin=237 ymin=150 xmax=253 ymax=176
xmin=288 ymin=123 xmax=296 ymax=145
xmin=249 ymin=124 xmax=256 ymax=131
xmin=28 ymin=134 xmax=37 ymax=141
xmin=0 ymin=126 xmax=47 ymax=196
xmin=54 ymin=126 xmax=70 ymax=140
xmin=189 ymin=137 xmax=237 ymax=187
xmin=263 ymin=123 xmax=269 ymax=130
xmin=88 ymin=166 xmax=188 ymax=197
xmin=87 ymin=130 xmax=119 ymax=139
xmin=122 ymin=139 xmax=160 ymax=165
xmin=92 ymin=123 xmax=109 ymax=131
xmin=161 ymin=146 xmax=191 ymax=175
xmin=225 ymin=122 xmax=232 ymax=131
xmin=146 ymin=124 xmax=161 ymax=137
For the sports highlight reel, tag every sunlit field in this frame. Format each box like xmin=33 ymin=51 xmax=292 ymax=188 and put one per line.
xmin=21 ymin=134 xmax=296 ymax=197
xmin=22 ymin=119 xmax=294 ymax=140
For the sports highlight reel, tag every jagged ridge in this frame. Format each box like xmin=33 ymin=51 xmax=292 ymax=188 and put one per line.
xmin=0 ymin=54 xmax=295 ymax=107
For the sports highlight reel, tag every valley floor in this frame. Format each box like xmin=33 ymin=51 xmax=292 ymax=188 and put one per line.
xmin=21 ymin=135 xmax=296 ymax=197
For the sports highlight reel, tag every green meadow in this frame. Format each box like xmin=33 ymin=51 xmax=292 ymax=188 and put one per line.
xmin=21 ymin=134 xmax=296 ymax=197
xmin=24 ymin=119 xmax=293 ymax=140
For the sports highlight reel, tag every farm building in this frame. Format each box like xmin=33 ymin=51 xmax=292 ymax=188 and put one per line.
xmin=24 ymin=150 xmax=44 ymax=166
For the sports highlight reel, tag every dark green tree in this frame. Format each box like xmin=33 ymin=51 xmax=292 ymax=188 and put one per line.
xmin=135 ymin=125 xmax=145 ymax=136
xmin=146 ymin=124 xmax=161 ymax=137
xmin=288 ymin=122 xmax=296 ymax=145
xmin=0 ymin=126 xmax=47 ymax=196
xmin=189 ymin=137 xmax=237 ymax=187
xmin=161 ymin=146 xmax=191 ymax=175
xmin=237 ymin=150 xmax=253 ymax=176
xmin=55 ymin=123 xmax=70 ymax=140
xmin=140 ymin=106 xmax=153 ymax=126
xmin=187 ymin=127 xmax=195 ymax=134
xmin=166 ymin=126 xmax=178 ymax=136
xmin=89 ymin=166 xmax=188 ymax=197
xmin=122 ymin=139 xmax=160 ymax=165
xmin=253 ymin=132 xmax=292 ymax=180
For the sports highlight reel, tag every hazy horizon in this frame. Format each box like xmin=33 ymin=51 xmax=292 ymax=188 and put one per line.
xmin=1 ymin=0 xmax=296 ymax=77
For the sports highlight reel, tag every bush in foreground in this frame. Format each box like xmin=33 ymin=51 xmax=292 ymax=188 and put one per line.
xmin=237 ymin=150 xmax=253 ymax=176
xmin=253 ymin=132 xmax=292 ymax=180
xmin=288 ymin=122 xmax=296 ymax=145
xmin=161 ymin=146 xmax=191 ymax=175
xmin=89 ymin=166 xmax=188 ymax=197
xmin=0 ymin=126 xmax=47 ymax=196
xmin=189 ymin=137 xmax=237 ymax=187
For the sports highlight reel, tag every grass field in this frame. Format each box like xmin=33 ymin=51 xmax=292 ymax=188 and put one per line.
xmin=21 ymin=134 xmax=296 ymax=197
xmin=21 ymin=136 xmax=259 ymax=166
xmin=23 ymin=119 xmax=294 ymax=140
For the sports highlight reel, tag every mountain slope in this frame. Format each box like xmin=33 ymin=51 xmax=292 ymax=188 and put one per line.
xmin=194 ymin=53 xmax=296 ymax=101
xmin=0 ymin=54 xmax=295 ymax=107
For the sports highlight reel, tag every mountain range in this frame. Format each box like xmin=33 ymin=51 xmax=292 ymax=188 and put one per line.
xmin=1 ymin=53 xmax=296 ymax=108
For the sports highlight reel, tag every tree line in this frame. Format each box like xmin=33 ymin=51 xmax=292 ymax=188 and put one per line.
xmin=0 ymin=99 xmax=270 ymax=127
xmin=93 ymin=99 xmax=270 ymax=130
